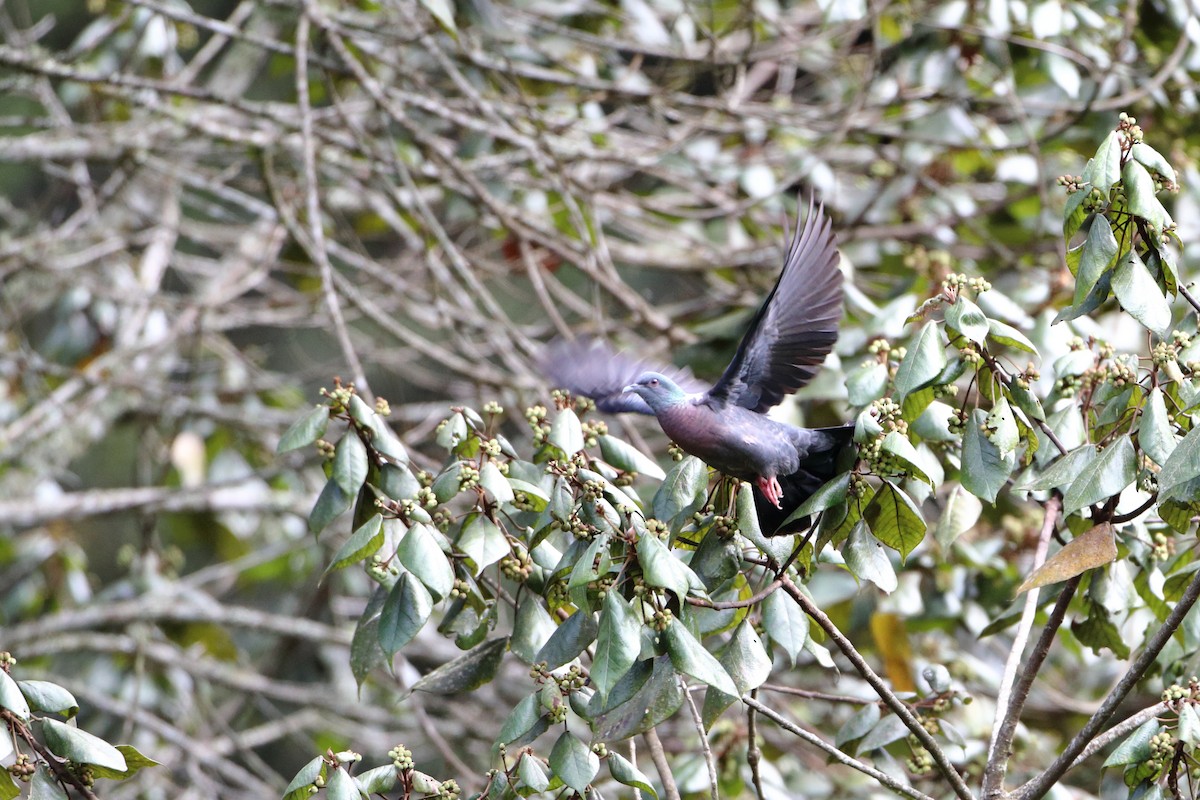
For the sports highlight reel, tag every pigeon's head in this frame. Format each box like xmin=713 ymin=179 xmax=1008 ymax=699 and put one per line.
xmin=623 ymin=371 xmax=688 ymax=412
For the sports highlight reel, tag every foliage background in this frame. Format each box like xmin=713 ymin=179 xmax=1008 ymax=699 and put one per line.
xmin=2 ymin=0 xmax=1200 ymax=797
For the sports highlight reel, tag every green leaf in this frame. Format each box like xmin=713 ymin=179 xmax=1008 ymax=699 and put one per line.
xmin=1139 ymin=387 xmax=1177 ymax=466
xmin=945 ymin=297 xmax=988 ymax=344
xmin=600 ymin=434 xmax=666 ymax=480
xmin=1112 ymin=252 xmax=1171 ymax=337
xmin=536 ymin=611 xmax=598 ymax=670
xmin=858 ymin=714 xmax=912 ymax=752
xmin=511 ymin=596 xmax=556 ymax=664
xmin=894 ymin=321 xmax=947 ymax=402
xmin=1006 ymin=381 xmax=1046 ymax=423
xmin=356 ymin=765 xmax=398 ymax=795
xmin=0 ymin=772 xmax=17 ymax=800
xmin=479 ymin=461 xmax=514 ymax=504
xmin=412 ymin=637 xmax=508 ymax=694
xmin=28 ymin=768 xmax=66 ymax=800
xmin=1158 ymin=422 xmax=1200 ymax=502
xmin=332 ymin=433 xmax=369 ymax=496
xmin=516 ymin=753 xmax=550 ymax=793
xmin=1131 ymin=142 xmax=1177 ymax=185
xmin=703 ymin=617 xmax=774 ymax=725
xmin=961 ymin=408 xmax=1015 ymax=503
xmin=592 ymin=592 xmax=641 ymax=700
xmin=1071 ymin=603 xmax=1130 ymax=659
xmin=1081 ymin=130 xmax=1121 ymax=195
xmin=863 ymin=481 xmax=926 ymax=560
xmin=935 ymin=486 xmax=981 ymax=549
xmin=591 ymin=656 xmax=684 ymax=741
xmin=1016 ymin=523 xmax=1117 ymax=594
xmin=0 ymin=671 xmax=30 ymax=721
xmin=637 ymin=531 xmax=693 ymax=598
xmin=278 ymin=405 xmax=329 ymax=453
xmin=1073 ymin=214 xmax=1119 ymax=306
xmin=379 ymin=572 xmax=433 ymax=655
xmin=17 ymin=681 xmax=77 ymax=719
xmin=496 ymin=693 xmax=547 ymax=748
xmin=1123 ymin=159 xmax=1169 ymax=230
xmin=285 ymin=757 xmax=326 ymax=800
xmin=836 ymin=704 xmax=881 ymax=747
xmin=325 ymin=766 xmax=362 ymax=800
xmin=350 ymin=587 xmax=388 ymax=686
xmin=549 ymin=408 xmax=584 ymax=455
xmin=846 ymin=361 xmax=889 ymax=406
xmin=652 ymin=456 xmax=707 ymax=526
xmin=549 ymin=732 xmax=599 ymax=794
xmin=783 ymin=473 xmax=849 ymax=528
xmin=41 ymin=718 xmax=126 ymax=772
xmin=325 ymin=513 xmax=384 ymax=575
xmin=663 ymin=620 xmax=740 ymax=697
xmin=607 ymin=752 xmax=657 ymax=798
xmin=987 ymin=319 xmax=1038 ymax=355
xmin=1103 ymin=718 xmax=1159 ymax=767
xmin=845 ymin=521 xmax=897 ymax=592
xmin=457 ymin=515 xmax=509 ymax=574
xmin=1062 ymin=436 xmax=1136 ymax=514
xmin=506 ymin=477 xmax=549 ymax=511
xmin=309 ymin=479 xmax=351 ymax=535
xmin=398 ymin=522 xmax=454 ymax=599
xmin=880 ymin=431 xmax=931 ymax=484
xmin=1016 ymin=445 xmax=1096 ymax=493
xmin=761 ymin=588 xmax=808 ymax=666
xmin=1178 ymin=704 xmax=1200 ymax=747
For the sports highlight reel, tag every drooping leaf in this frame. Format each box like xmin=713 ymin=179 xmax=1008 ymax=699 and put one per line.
xmin=412 ymin=637 xmax=508 ymax=694
xmin=652 ymin=456 xmax=707 ymax=526
xmin=325 ymin=513 xmax=384 ymax=575
xmin=1123 ymin=159 xmax=1169 ymax=230
xmin=836 ymin=704 xmax=882 ymax=747
xmin=549 ymin=408 xmax=584 ymax=455
xmin=945 ymin=297 xmax=989 ymax=344
xmin=397 ymin=522 xmax=455 ymax=599
xmin=1112 ymin=252 xmax=1172 ymax=337
xmin=894 ymin=321 xmax=947 ymax=402
xmin=1081 ymin=130 xmax=1121 ymax=196
xmin=935 ymin=486 xmax=982 ymax=549
xmin=325 ymin=766 xmax=363 ymax=800
xmin=479 ymin=461 xmax=514 ymax=504
xmin=1140 ymin=387 xmax=1177 ymax=467
xmin=1071 ymin=603 xmax=1130 ymax=659
xmin=880 ymin=431 xmax=932 ymax=485
xmin=702 ymin=619 xmax=773 ymax=725
xmin=961 ymin=408 xmax=1015 ymax=503
xmin=762 ymin=587 xmax=808 ymax=666
xmin=309 ymin=479 xmax=352 ymax=535
xmin=1072 ymin=214 xmax=1119 ymax=306
xmin=496 ymin=693 xmax=548 ymax=748
xmin=591 ymin=656 xmax=684 ymax=741
xmin=457 ymin=515 xmax=509 ymax=574
xmin=283 ymin=756 xmax=325 ymax=800
xmin=637 ymin=532 xmax=694 ymax=599
xmin=1103 ymin=718 xmax=1159 ymax=767
xmin=1062 ymin=436 xmax=1136 ymax=514
xmin=379 ymin=572 xmax=433 ymax=655
xmin=549 ymin=732 xmax=599 ymax=794
xmin=510 ymin=596 xmax=557 ymax=665
xmin=0 ymin=671 xmax=30 ymax=721
xmin=858 ymin=714 xmax=912 ymax=752
xmin=592 ymin=592 xmax=642 ymax=700
xmin=1016 ymin=523 xmax=1117 ymax=595
xmin=663 ymin=620 xmax=740 ymax=698
xmin=332 ymin=433 xmax=369 ymax=496
xmin=608 ymin=752 xmax=657 ymax=798
xmin=845 ymin=521 xmax=898 ymax=592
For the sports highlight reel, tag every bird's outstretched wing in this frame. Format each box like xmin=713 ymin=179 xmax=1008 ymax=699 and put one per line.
xmin=539 ymin=337 xmax=709 ymax=415
xmin=706 ymin=198 xmax=843 ymax=414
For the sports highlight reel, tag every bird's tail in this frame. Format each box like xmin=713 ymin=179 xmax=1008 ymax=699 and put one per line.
xmin=755 ymin=424 xmax=855 ymax=536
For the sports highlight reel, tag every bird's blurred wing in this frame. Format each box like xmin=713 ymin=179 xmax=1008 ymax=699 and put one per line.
xmin=539 ymin=337 xmax=710 ymax=415
xmin=707 ymin=197 xmax=843 ymax=413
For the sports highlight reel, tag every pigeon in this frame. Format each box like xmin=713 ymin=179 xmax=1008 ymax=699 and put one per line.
xmin=541 ymin=198 xmax=852 ymax=534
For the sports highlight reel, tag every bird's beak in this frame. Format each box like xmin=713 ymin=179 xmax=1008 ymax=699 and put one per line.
xmin=622 ymin=384 xmax=637 ymax=393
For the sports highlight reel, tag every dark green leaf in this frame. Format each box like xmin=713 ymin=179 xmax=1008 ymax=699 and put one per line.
xmin=413 ymin=637 xmax=508 ymax=694
xmin=1123 ymin=159 xmax=1168 ymax=230
xmin=945 ymin=297 xmax=988 ymax=344
xmin=398 ymin=522 xmax=454 ymax=599
xmin=549 ymin=732 xmax=599 ymax=793
xmin=663 ymin=620 xmax=739 ymax=697
xmin=607 ymin=753 xmax=657 ymax=798
xmin=18 ymin=681 xmax=77 ymax=719
xmin=637 ymin=531 xmax=694 ymax=598
xmin=1016 ymin=445 xmax=1096 ymax=493
xmin=1071 ymin=603 xmax=1130 ymax=659
xmin=41 ymin=719 xmax=126 ymax=771
xmin=863 ymin=481 xmax=926 ymax=560
xmin=278 ymin=406 xmax=329 ymax=453
xmin=309 ymin=479 xmax=351 ymax=535
xmin=845 ymin=521 xmax=897 ymax=592
xmin=1062 ymin=436 xmax=1136 ymax=513
xmin=592 ymin=592 xmax=641 ymax=700
xmin=961 ymin=408 xmax=1015 ymax=503
xmin=536 ymin=610 xmax=598 ymax=670
xmin=332 ymin=433 xmax=369 ymax=496
xmin=496 ymin=693 xmax=547 ymax=748
xmin=894 ymin=321 xmax=947 ymax=402
xmin=858 ymin=714 xmax=910 ymax=752
xmin=1103 ymin=718 xmax=1159 ymax=767
xmin=284 ymin=756 xmax=326 ymax=800
xmin=1112 ymin=252 xmax=1171 ymax=337
xmin=880 ymin=431 xmax=932 ymax=484
xmin=325 ymin=514 xmax=384 ymax=575
xmin=600 ymin=435 xmax=665 ymax=480
xmin=702 ymin=619 xmax=772 ymax=726
xmin=761 ymin=588 xmax=808 ymax=666
xmin=592 ymin=656 xmax=684 ymax=741
xmin=510 ymin=596 xmax=556 ymax=664
xmin=783 ymin=473 xmax=849 ymax=528
xmin=379 ymin=572 xmax=433 ymax=655
xmin=350 ymin=587 xmax=388 ymax=686
xmin=1006 ymin=381 xmax=1046 ymax=423
xmin=1157 ymin=422 xmax=1200 ymax=502
xmin=1073 ymin=214 xmax=1119 ymax=306
xmin=652 ymin=456 xmax=707 ymax=527
xmin=1081 ymin=130 xmax=1121 ymax=195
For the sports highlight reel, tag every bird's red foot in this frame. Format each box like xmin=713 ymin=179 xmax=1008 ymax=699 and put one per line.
xmin=757 ymin=476 xmax=783 ymax=509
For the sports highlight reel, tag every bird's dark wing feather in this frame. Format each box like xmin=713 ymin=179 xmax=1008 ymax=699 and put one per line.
xmin=706 ymin=198 xmax=843 ymax=414
xmin=539 ymin=337 xmax=710 ymax=415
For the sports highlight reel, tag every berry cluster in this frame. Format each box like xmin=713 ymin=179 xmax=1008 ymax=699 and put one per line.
xmin=500 ymin=549 xmax=533 ymax=582
xmin=525 ymin=405 xmax=550 ymax=445
xmin=7 ymin=754 xmax=35 ymax=782
xmin=388 ymin=744 xmax=414 ymax=771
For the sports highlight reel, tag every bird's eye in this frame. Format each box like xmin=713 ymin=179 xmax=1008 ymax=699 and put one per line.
xmin=648 ymin=378 xmax=659 ymax=387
